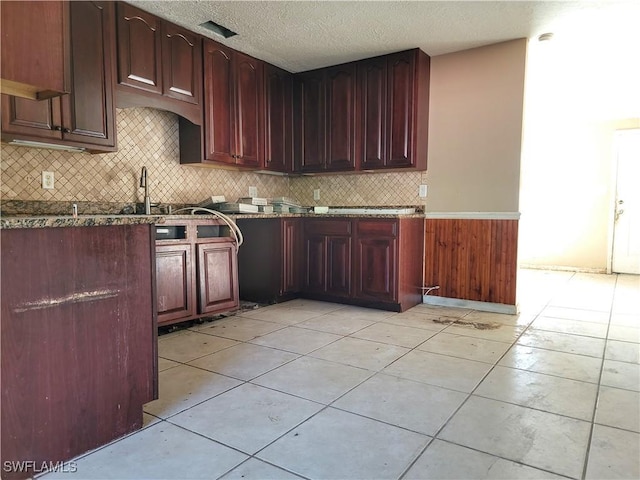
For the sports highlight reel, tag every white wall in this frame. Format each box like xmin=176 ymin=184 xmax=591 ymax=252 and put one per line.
xmin=426 ymin=39 xmax=527 ymax=213
xmin=519 ymin=30 xmax=640 ymax=271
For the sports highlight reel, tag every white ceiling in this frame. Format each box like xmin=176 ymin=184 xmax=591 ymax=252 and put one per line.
xmin=130 ymin=1 xmax=640 ymax=72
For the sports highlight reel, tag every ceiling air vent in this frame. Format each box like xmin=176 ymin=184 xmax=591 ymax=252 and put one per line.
xmin=199 ymin=20 xmax=237 ymax=39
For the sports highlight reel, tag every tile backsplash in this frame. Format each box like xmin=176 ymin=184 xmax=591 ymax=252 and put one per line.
xmin=1 ymin=107 xmax=426 ymax=207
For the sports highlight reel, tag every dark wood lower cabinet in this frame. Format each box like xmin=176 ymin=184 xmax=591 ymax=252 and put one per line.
xmin=237 ymin=216 xmax=423 ymax=312
xmin=1 ymin=225 xmax=157 ymax=480
xmin=155 ymin=219 xmax=239 ymax=327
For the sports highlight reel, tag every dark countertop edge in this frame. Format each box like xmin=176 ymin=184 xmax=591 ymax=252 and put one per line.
xmin=0 ymin=215 xmax=165 ymax=230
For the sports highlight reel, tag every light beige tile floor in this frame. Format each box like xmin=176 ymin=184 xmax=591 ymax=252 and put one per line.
xmin=41 ymin=270 xmax=640 ymax=480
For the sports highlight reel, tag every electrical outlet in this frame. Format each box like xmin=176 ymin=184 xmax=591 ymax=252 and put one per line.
xmin=313 ymin=189 xmax=321 ymax=201
xmin=42 ymin=171 xmax=55 ymax=190
xmin=419 ymin=184 xmax=428 ymax=198
xmin=248 ymin=186 xmax=257 ymax=197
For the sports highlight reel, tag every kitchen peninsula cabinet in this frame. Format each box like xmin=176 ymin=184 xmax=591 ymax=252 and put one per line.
xmin=263 ymin=64 xmax=294 ymax=173
xmin=1 ymin=224 xmax=157 ymax=480
xmin=155 ymin=218 xmax=239 ymax=327
xmin=115 ymin=2 xmax=202 ymax=125
xmin=236 ymin=218 xmax=303 ymax=303
xmin=359 ymin=49 xmax=430 ymax=170
xmin=0 ymin=1 xmax=69 ymax=100
xmin=293 ymin=64 xmax=357 ymax=173
xmin=1 ymin=1 xmax=117 ymax=152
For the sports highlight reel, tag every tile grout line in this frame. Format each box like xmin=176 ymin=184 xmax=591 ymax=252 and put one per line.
xmin=580 ymin=273 xmax=619 ymax=480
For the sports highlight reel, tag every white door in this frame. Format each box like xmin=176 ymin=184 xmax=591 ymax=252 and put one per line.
xmin=612 ymin=129 xmax=640 ymax=274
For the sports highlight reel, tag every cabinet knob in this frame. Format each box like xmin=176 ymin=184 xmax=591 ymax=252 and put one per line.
xmin=63 ymin=128 xmax=71 ymax=133
xmin=53 ymin=126 xmax=62 ymax=131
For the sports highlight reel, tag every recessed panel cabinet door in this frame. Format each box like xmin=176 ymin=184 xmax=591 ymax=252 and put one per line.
xmin=203 ymin=41 xmax=235 ymax=164
xmin=325 ymin=64 xmax=357 ymax=170
xmin=326 ymin=236 xmax=352 ymax=297
xmin=297 ymin=71 xmax=326 ymax=171
xmin=161 ymin=22 xmax=201 ymax=105
xmin=304 ymin=235 xmax=326 ymax=293
xmin=264 ymin=64 xmax=293 ymax=172
xmin=359 ymin=58 xmax=386 ymax=168
xmin=281 ymin=219 xmax=302 ymax=295
xmin=62 ymin=1 xmax=116 ymax=147
xmin=387 ymin=51 xmax=414 ymax=167
xmin=116 ymin=3 xmax=162 ymax=94
xmin=197 ymin=242 xmax=239 ymax=314
xmin=1 ymin=95 xmax=61 ymax=139
xmin=235 ymin=52 xmax=263 ymax=167
xmin=355 ymin=237 xmax=397 ymax=302
xmin=156 ymin=244 xmax=195 ymax=324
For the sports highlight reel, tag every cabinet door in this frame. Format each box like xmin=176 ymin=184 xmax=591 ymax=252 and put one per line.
xmin=1 ymin=95 xmax=62 ymax=140
xmin=264 ymin=64 xmax=293 ymax=172
xmin=234 ymin=52 xmax=263 ymax=167
xmin=296 ymin=71 xmax=325 ymax=171
xmin=355 ymin=236 xmax=397 ymax=302
xmin=359 ymin=58 xmax=387 ymax=169
xmin=161 ymin=22 xmax=201 ymax=105
xmin=116 ymin=2 xmax=162 ymax=94
xmin=62 ymin=1 xmax=116 ymax=149
xmin=203 ymin=40 xmax=235 ymax=164
xmin=197 ymin=242 xmax=239 ymax=314
xmin=156 ymin=244 xmax=195 ymax=324
xmin=325 ymin=64 xmax=357 ymax=171
xmin=326 ymin=235 xmax=352 ymax=297
xmin=304 ymin=234 xmax=326 ymax=293
xmin=281 ymin=219 xmax=302 ymax=295
xmin=386 ymin=50 xmax=415 ymax=168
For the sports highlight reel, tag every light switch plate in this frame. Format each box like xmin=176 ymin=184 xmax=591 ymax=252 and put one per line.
xmin=313 ymin=189 xmax=321 ymax=201
xmin=419 ymin=184 xmax=428 ymax=198
xmin=248 ymin=186 xmax=257 ymax=197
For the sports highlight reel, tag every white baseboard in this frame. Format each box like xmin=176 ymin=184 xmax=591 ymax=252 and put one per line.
xmin=422 ymin=295 xmax=518 ymax=315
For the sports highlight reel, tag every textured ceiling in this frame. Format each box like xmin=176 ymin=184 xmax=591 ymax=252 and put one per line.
xmin=129 ymin=1 xmax=640 ymax=72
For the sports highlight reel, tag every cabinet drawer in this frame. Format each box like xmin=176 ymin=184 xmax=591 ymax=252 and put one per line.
xmin=357 ymin=220 xmax=397 ymax=237
xmin=305 ymin=219 xmax=351 ymax=236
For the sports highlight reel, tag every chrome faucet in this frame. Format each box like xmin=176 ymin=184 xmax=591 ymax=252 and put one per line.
xmin=140 ymin=166 xmax=151 ymax=215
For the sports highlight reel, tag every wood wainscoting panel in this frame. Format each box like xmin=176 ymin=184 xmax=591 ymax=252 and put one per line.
xmin=424 ymin=218 xmax=518 ymax=305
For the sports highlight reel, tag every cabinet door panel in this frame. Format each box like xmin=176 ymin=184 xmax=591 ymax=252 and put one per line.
xmin=156 ymin=244 xmax=195 ymax=324
xmin=162 ymin=22 xmax=201 ymax=105
xmin=203 ymin=41 xmax=235 ymax=163
xmin=1 ymin=95 xmax=61 ymax=139
xmin=326 ymin=236 xmax=352 ymax=297
xmin=282 ymin=219 xmax=302 ymax=295
xmin=297 ymin=72 xmax=325 ymax=171
xmin=117 ymin=3 xmax=162 ymax=94
xmin=264 ymin=64 xmax=292 ymax=172
xmin=304 ymin=235 xmax=326 ymax=293
xmin=326 ymin=65 xmax=356 ymax=170
xmin=235 ymin=52 xmax=263 ymax=167
xmin=63 ymin=1 xmax=116 ymax=146
xmin=197 ymin=242 xmax=239 ymax=314
xmin=359 ymin=59 xmax=386 ymax=168
xmin=387 ymin=51 xmax=414 ymax=167
xmin=356 ymin=237 xmax=397 ymax=302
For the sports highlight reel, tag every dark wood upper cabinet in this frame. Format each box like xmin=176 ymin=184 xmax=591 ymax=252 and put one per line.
xmin=116 ymin=3 xmax=162 ymax=94
xmin=1 ymin=1 xmax=117 ymax=152
xmin=161 ymin=22 xmax=202 ymax=105
xmin=264 ymin=64 xmax=293 ymax=173
xmin=294 ymin=70 xmax=326 ymax=172
xmin=115 ymin=2 xmax=202 ymax=125
xmin=184 ymin=39 xmax=263 ymax=168
xmin=325 ymin=64 xmax=358 ymax=171
xmin=359 ymin=49 xmax=430 ymax=170
xmin=0 ymin=1 xmax=69 ymax=100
